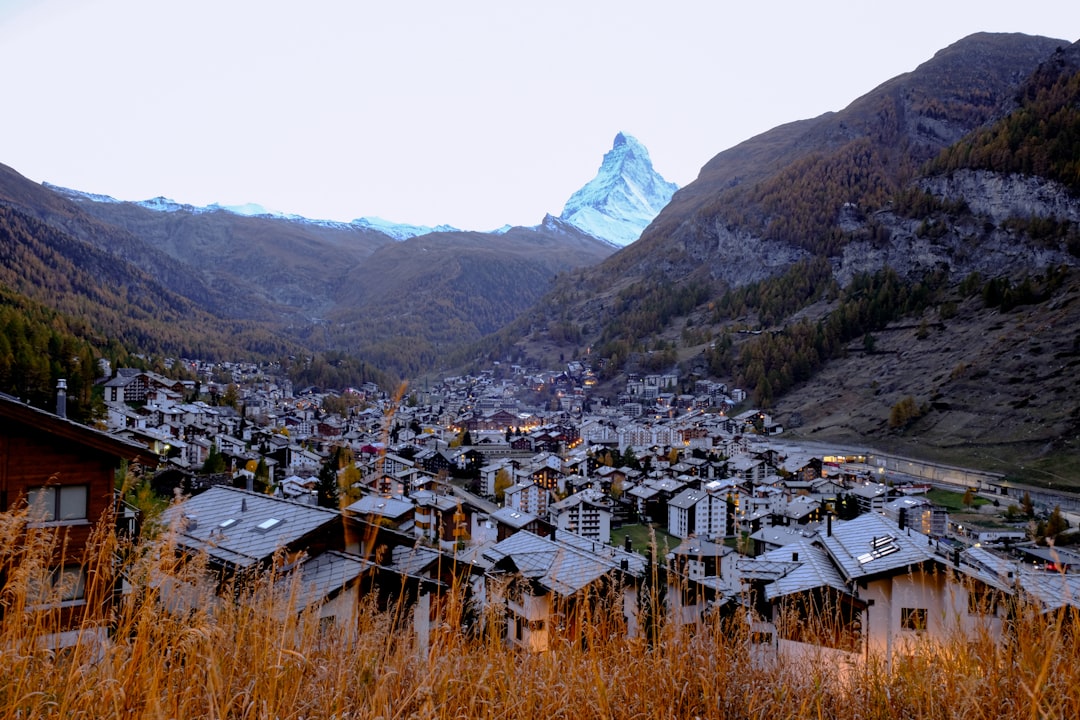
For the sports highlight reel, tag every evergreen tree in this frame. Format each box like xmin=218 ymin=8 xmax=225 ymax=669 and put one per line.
xmin=316 ymin=452 xmax=340 ymax=508
xmin=202 ymin=443 xmax=226 ymax=474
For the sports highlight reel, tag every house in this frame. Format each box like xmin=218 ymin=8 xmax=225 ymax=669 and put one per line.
xmin=102 ymin=369 xmax=185 ymax=406
xmin=741 ymin=513 xmax=1010 ymax=661
xmin=668 ymin=479 xmax=742 ymax=541
xmin=850 ymin=482 xmax=889 ymax=514
xmin=0 ymin=391 xmax=159 ymax=642
xmin=345 ymin=494 xmax=415 ymax=534
xmin=159 ymin=486 xmax=345 ymax=585
xmin=884 ymin=496 xmax=948 ymax=537
xmin=489 ymin=506 xmax=548 ymax=541
xmin=666 ymin=537 xmax=737 ymax=625
xmin=482 ymin=529 xmax=647 ymax=652
xmin=160 ymin=486 xmax=447 ymax=636
xmin=548 ymin=489 xmax=613 ymax=543
xmin=504 ymin=480 xmax=550 ymax=517
xmin=411 ymin=489 xmax=469 ymax=549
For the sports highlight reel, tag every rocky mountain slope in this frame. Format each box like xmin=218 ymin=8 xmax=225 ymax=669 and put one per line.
xmin=505 ymin=33 xmax=1080 ymax=480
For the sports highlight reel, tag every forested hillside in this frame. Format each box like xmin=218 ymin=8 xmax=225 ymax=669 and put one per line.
xmin=0 ymin=205 xmax=300 ymax=362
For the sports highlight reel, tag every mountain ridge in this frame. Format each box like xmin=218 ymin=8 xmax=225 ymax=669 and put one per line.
xmin=559 ymin=131 xmax=679 ymax=246
xmin=3 ymin=31 xmax=1080 ymax=485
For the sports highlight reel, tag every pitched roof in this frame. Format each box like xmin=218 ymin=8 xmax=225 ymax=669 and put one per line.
xmin=484 ymin=529 xmax=646 ymax=596
xmin=0 ymin=392 xmax=159 ymax=466
xmin=818 ymin=513 xmax=938 ymax=582
xmin=160 ymin=486 xmax=342 ymax=570
xmin=759 ymin=539 xmax=850 ymax=601
xmin=668 ymin=488 xmax=706 ymax=510
xmin=344 ymin=494 xmax=414 ymax=520
xmin=490 ymin=506 xmax=537 ymax=529
xmin=276 ymin=550 xmax=372 ymax=612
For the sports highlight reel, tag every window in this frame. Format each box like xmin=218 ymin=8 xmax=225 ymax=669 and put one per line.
xmin=27 ymin=485 xmax=88 ymax=522
xmin=54 ymin=565 xmax=86 ymax=602
xmin=254 ymin=517 xmax=283 ymax=533
xmin=29 ymin=565 xmax=86 ymax=605
xmin=968 ymin=587 xmax=1000 ymax=615
xmin=901 ymin=607 xmax=927 ymax=632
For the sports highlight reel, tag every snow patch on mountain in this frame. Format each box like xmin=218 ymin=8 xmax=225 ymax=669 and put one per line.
xmin=208 ymin=201 xmax=278 ymax=217
xmin=42 ymin=183 xmax=122 ymax=205
xmin=349 ymin=216 xmax=460 ymax=240
xmin=559 ymin=132 xmax=678 ymax=246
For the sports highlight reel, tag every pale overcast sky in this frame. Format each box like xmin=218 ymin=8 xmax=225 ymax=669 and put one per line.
xmin=1 ymin=0 xmax=1078 ymax=230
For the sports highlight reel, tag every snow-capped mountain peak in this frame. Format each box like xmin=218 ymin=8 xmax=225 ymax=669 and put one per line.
xmin=558 ymin=132 xmax=678 ymax=246
xmin=349 ymin=216 xmax=460 ymax=240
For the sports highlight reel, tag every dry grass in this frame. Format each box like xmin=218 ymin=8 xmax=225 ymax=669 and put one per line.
xmin=2 ymin=509 xmax=1080 ymax=719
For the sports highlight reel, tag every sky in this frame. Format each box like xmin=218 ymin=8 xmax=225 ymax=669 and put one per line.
xmin=1 ymin=1 xmax=1079 ymax=231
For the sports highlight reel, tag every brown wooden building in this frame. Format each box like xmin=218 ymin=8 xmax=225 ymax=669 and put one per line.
xmin=0 ymin=392 xmax=158 ymax=638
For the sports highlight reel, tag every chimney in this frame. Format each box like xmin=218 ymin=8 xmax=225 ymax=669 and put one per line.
xmin=898 ymin=507 xmax=907 ymax=531
xmin=826 ymin=512 xmax=833 ymax=537
xmin=624 ymin=534 xmax=632 ymax=552
xmin=241 ymin=498 xmax=248 ymax=512
xmin=56 ymin=379 xmax=67 ymax=419
xmin=952 ymin=548 xmax=961 ymax=568
xmin=792 ymin=551 xmax=799 ymax=562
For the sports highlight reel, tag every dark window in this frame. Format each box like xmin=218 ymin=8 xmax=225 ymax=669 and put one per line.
xmin=901 ymin=607 xmax=927 ymax=632
xmin=968 ymin=587 xmax=1000 ymax=615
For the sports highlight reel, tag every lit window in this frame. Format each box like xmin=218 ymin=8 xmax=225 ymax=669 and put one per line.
xmin=27 ymin=485 xmax=89 ymax=522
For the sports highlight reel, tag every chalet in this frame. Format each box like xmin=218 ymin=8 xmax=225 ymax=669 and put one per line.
xmin=851 ymin=482 xmax=889 ymax=514
xmin=741 ymin=513 xmax=1012 ymax=661
xmin=0 ymin=391 xmax=158 ymax=642
xmin=884 ymin=496 xmax=948 ymax=537
xmin=411 ymin=489 xmax=469 ymax=549
xmin=504 ymin=480 xmax=550 ymax=517
xmin=160 ymin=487 xmax=446 ymax=634
xmin=667 ymin=537 xmax=737 ymax=625
xmin=345 ymin=494 xmax=415 ymax=534
xmin=489 ymin=506 xmax=548 ymax=541
xmin=159 ymin=486 xmax=345 ymax=584
xmin=668 ymin=488 xmax=720 ymax=540
xmin=414 ymin=447 xmax=453 ymax=475
xmin=483 ymin=529 xmax=647 ymax=652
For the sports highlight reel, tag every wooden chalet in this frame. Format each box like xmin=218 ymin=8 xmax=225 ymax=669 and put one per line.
xmin=0 ymin=391 xmax=158 ymax=640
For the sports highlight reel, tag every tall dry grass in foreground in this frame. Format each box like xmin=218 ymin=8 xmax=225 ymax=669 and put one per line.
xmin=2 ymin=509 xmax=1079 ymax=720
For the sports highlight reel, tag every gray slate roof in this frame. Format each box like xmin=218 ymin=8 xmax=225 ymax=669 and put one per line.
xmin=484 ymin=530 xmax=646 ymax=596
xmin=161 ymin=486 xmax=342 ymax=570
xmin=759 ymin=539 xmax=850 ymax=601
xmin=345 ymin=494 xmax=414 ymax=520
xmin=277 ymin=550 xmax=372 ymax=612
xmin=818 ymin=513 xmax=938 ymax=582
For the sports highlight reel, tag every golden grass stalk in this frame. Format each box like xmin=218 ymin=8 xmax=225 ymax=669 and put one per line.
xmin=1 ymin=506 xmax=1078 ymax=719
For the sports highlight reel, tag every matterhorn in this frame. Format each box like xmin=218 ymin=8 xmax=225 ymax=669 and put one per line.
xmin=559 ymin=132 xmax=678 ymax=246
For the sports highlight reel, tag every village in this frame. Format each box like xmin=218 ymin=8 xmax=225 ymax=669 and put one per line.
xmin=4 ymin=356 xmax=1079 ymax=661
